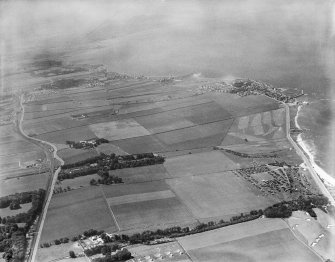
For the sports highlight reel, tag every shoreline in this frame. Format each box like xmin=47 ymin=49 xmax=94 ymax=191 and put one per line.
xmin=294 ymin=104 xmax=335 ymax=187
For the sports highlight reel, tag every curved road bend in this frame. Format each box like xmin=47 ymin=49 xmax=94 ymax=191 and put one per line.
xmin=284 ymin=104 xmax=335 ymax=206
xmin=18 ymin=94 xmax=64 ymax=262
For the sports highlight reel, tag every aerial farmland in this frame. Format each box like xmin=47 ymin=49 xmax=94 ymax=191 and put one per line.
xmin=1 ymin=2 xmax=335 ymax=262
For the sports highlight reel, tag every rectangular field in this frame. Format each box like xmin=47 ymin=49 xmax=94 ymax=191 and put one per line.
xmin=167 ymin=171 xmax=273 ymax=219
xmin=187 ymin=229 xmax=321 ymax=262
xmin=164 ymin=151 xmax=239 ymax=177
xmin=0 ymin=172 xmax=49 ymax=196
xmin=103 ymin=181 xmax=196 ymax=231
xmin=89 ymin=119 xmax=151 ymax=141
xmin=57 ymin=148 xmax=98 ymax=165
xmin=108 ymin=164 xmax=171 ymax=183
xmin=178 ymin=218 xmax=320 ymax=262
xmin=111 ymin=197 xmax=196 ymax=231
xmin=40 ymin=187 xmax=117 ymax=243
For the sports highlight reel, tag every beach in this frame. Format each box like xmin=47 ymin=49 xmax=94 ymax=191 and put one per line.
xmin=295 ymin=104 xmax=335 ymax=188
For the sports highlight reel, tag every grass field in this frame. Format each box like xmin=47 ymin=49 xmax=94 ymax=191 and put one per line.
xmin=187 ymin=229 xmax=321 ymax=262
xmin=0 ymin=202 xmax=32 ymax=217
xmin=36 ymin=242 xmax=84 ymax=262
xmin=103 ymin=181 xmax=196 ymax=231
xmin=0 ymin=172 xmax=49 ymax=196
xmin=89 ymin=119 xmax=151 ymax=141
xmin=95 ymin=143 xmax=127 ymax=155
xmin=178 ymin=218 xmax=321 ymax=262
xmin=58 ymin=173 xmax=101 ymax=190
xmin=111 ymin=197 xmax=196 ymax=231
xmin=164 ymin=151 xmax=239 ymax=177
xmin=166 ymin=171 xmax=273 ymax=219
xmin=36 ymin=126 xmax=97 ymax=144
xmin=108 ymin=164 xmax=171 ymax=183
xmin=286 ymin=210 xmax=335 ymax=260
xmin=111 ymin=135 xmax=166 ymax=154
xmin=58 ymin=148 xmax=98 ymax=165
xmin=40 ymin=187 xmax=118 ymax=243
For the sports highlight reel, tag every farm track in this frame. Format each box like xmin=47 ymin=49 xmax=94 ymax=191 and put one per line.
xmin=99 ymin=185 xmax=121 ymax=231
xmin=16 ymin=94 xmax=65 ymax=262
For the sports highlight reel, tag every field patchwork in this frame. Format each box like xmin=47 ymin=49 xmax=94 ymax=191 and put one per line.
xmin=89 ymin=119 xmax=151 ymax=141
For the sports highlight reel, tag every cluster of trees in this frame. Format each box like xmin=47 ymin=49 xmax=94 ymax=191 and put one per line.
xmin=58 ymin=153 xmax=165 ymax=181
xmin=1 ymin=189 xmax=45 ymax=226
xmin=0 ymin=191 xmax=37 ymax=209
xmin=41 ymin=229 xmax=105 ymax=249
xmin=0 ymin=223 xmax=27 ymax=262
xmin=264 ymin=195 xmax=329 ymax=218
xmin=90 ymin=174 xmax=122 ymax=186
xmin=66 ymin=138 xmax=109 ymax=149
xmin=93 ymin=248 xmax=132 ymax=262
xmin=1 ymin=190 xmax=45 ymax=261
xmin=84 ymin=243 xmax=120 ymax=256
xmin=62 ymin=155 xmax=104 ymax=169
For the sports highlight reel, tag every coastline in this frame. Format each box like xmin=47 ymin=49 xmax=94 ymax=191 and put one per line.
xmin=294 ymin=104 xmax=335 ymax=187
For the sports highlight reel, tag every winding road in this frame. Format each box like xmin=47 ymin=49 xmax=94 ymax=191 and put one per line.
xmin=17 ymin=94 xmax=64 ymax=262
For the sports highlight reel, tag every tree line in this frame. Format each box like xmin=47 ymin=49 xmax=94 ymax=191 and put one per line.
xmin=58 ymin=153 xmax=165 ymax=181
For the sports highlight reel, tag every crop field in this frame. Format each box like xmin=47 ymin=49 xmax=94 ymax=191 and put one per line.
xmin=40 ymin=187 xmax=118 ymax=243
xmin=36 ymin=242 xmax=84 ymax=262
xmin=102 ymin=180 xmax=170 ymax=198
xmin=89 ymin=119 xmax=151 ymax=141
xmin=58 ymin=173 xmax=101 ymax=190
xmin=163 ymin=151 xmax=239 ymax=177
xmin=0 ymin=172 xmax=49 ymax=196
xmin=178 ymin=218 xmax=320 ymax=262
xmin=58 ymin=148 xmax=98 ymax=165
xmin=221 ymin=108 xmax=286 ymax=147
xmin=187 ymin=229 xmax=321 ymax=262
xmin=136 ymin=113 xmax=195 ymax=134
xmin=103 ymin=181 xmax=196 ymax=231
xmin=208 ymin=93 xmax=281 ymax=117
xmin=166 ymin=171 xmax=273 ymax=219
xmin=23 ymin=117 xmax=86 ymax=136
xmin=108 ymin=164 xmax=171 ymax=183
xmin=111 ymin=197 xmax=196 ymax=231
xmin=36 ymin=126 xmax=97 ymax=144
xmin=95 ymin=143 xmax=127 ymax=155
xmin=111 ymin=135 xmax=166 ymax=154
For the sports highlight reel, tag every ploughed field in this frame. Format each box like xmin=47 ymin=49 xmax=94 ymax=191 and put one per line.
xmin=26 ymin=75 xmax=321 ymax=259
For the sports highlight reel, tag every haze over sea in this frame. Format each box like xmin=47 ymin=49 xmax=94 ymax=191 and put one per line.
xmin=2 ymin=0 xmax=335 ymax=179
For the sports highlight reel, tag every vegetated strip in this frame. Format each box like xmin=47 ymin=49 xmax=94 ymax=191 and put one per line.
xmin=0 ymin=189 xmax=46 ymax=261
xmin=58 ymin=153 xmax=165 ymax=181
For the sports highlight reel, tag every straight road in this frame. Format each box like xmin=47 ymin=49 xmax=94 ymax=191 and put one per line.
xmin=284 ymin=103 xmax=335 ymax=206
xmin=17 ymin=94 xmax=64 ymax=262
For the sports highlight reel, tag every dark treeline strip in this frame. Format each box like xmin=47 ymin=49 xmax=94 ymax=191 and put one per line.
xmin=264 ymin=195 xmax=329 ymax=218
xmin=58 ymin=153 xmax=165 ymax=181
